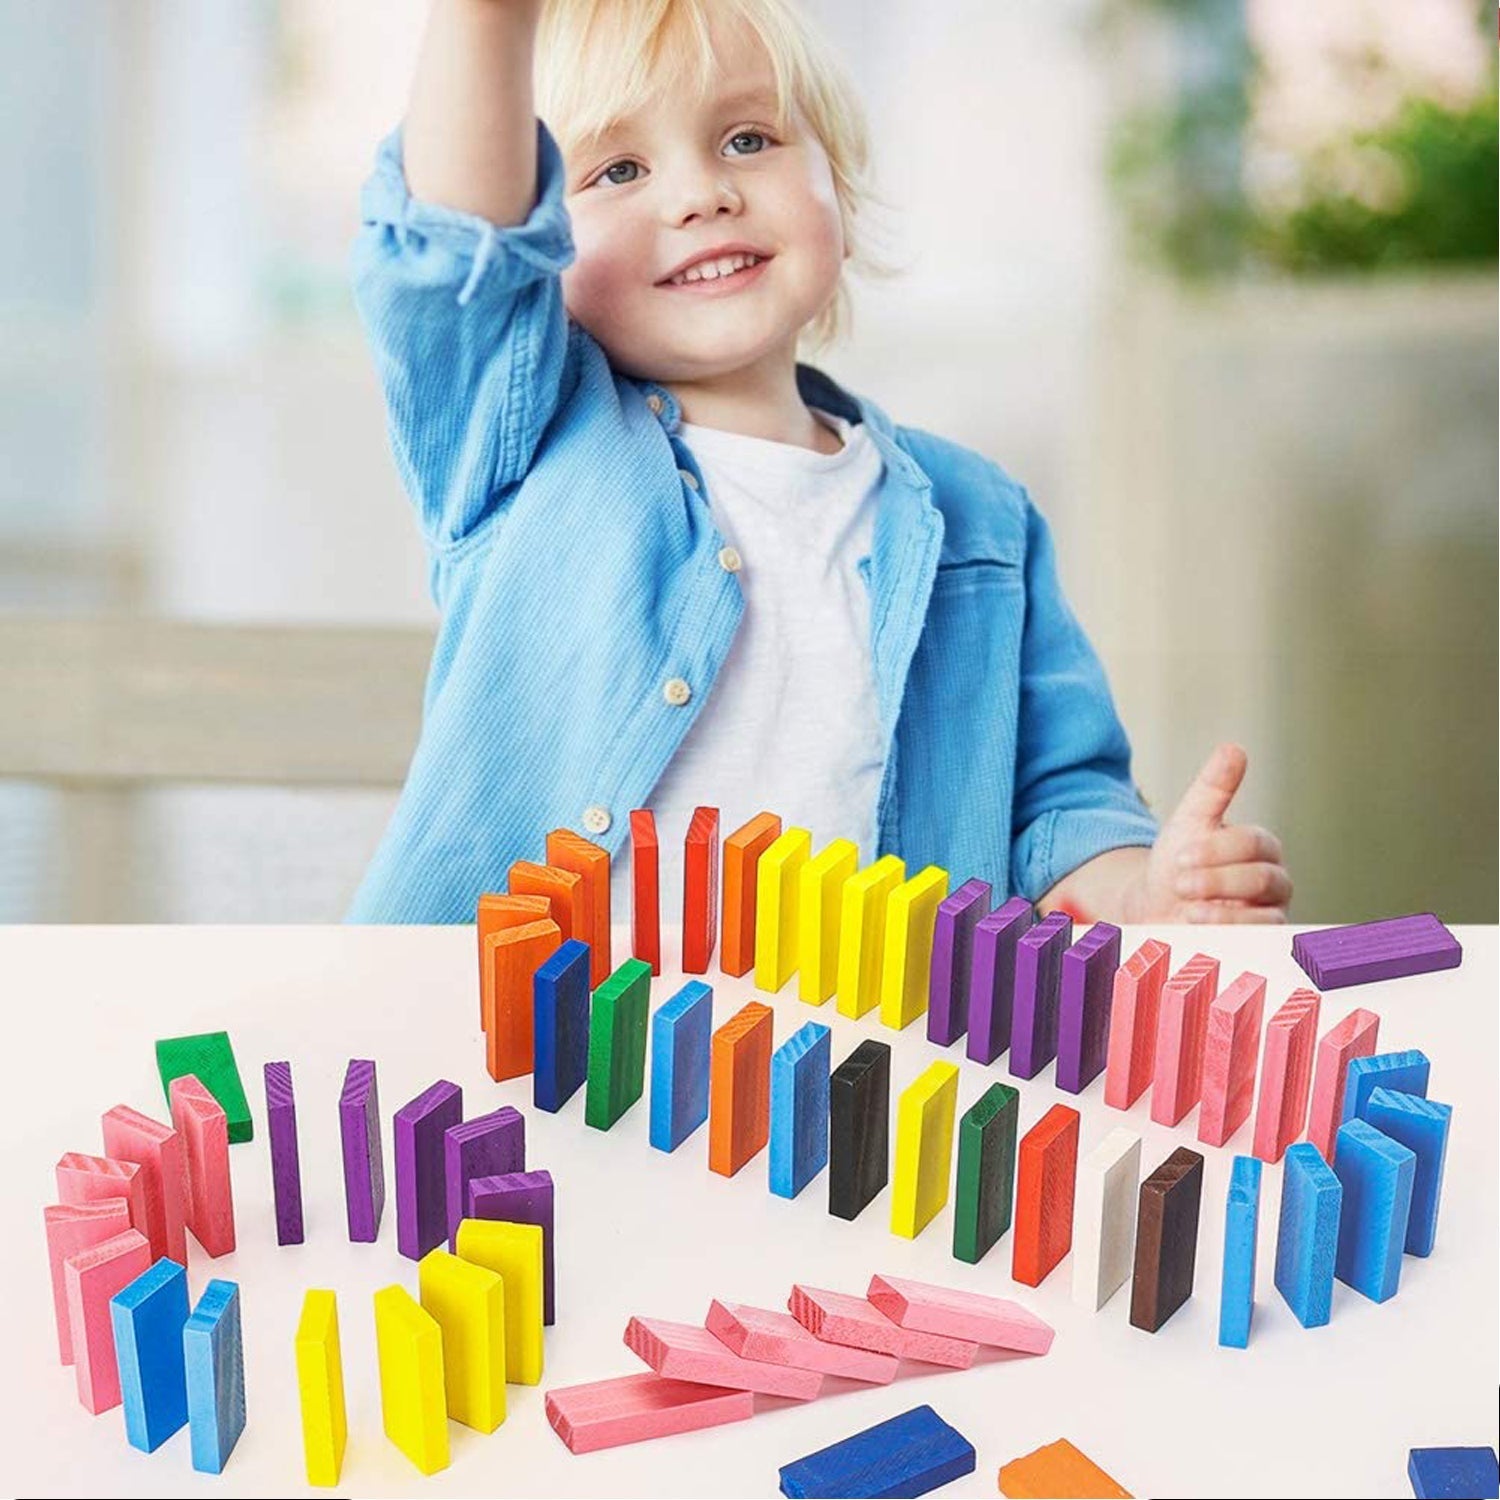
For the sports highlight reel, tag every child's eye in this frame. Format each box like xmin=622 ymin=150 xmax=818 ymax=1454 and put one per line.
xmin=593 ymin=159 xmax=642 ymax=188
xmin=724 ymin=130 xmax=769 ymax=156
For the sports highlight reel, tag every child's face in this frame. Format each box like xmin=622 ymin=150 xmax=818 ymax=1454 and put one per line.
xmin=560 ymin=19 xmax=846 ymax=386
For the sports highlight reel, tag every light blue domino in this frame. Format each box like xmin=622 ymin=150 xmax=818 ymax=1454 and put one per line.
xmin=769 ymin=1022 xmax=832 ymax=1200
xmin=1342 ymin=1049 xmax=1429 ymax=1125
xmin=1274 ymin=1143 xmax=1342 ymax=1328
xmin=1363 ymin=1087 xmax=1451 ymax=1257
xmin=649 ymin=981 xmax=713 ymax=1152
xmin=183 ymin=1279 xmax=246 ymax=1474
xmin=110 ymin=1257 xmax=190 ymax=1453
xmin=1332 ymin=1117 xmax=1416 ymax=1302
xmin=1218 ymin=1155 xmax=1261 ymax=1349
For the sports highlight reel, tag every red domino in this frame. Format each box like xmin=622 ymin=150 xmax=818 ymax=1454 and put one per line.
xmin=682 ymin=806 xmax=720 ymax=974
xmin=1150 ymin=953 xmax=1220 ymax=1127
xmin=1305 ymin=1007 xmax=1379 ymax=1161
xmin=1197 ymin=971 xmax=1267 ymax=1148
xmin=1012 ymin=1104 xmax=1081 ymax=1287
xmin=1252 ymin=989 xmax=1322 ymax=1162
xmin=630 ymin=810 xmax=661 ymax=976
xmin=1103 ymin=939 xmax=1170 ymax=1110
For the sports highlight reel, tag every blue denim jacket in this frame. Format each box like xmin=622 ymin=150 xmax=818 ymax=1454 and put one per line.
xmin=345 ymin=120 xmax=1157 ymax=923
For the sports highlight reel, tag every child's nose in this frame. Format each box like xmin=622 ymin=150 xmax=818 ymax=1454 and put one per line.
xmin=664 ymin=171 xmax=744 ymax=228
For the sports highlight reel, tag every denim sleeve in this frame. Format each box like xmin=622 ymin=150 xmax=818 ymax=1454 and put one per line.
xmin=350 ymin=118 xmax=574 ymax=549
xmin=1010 ymin=490 xmax=1159 ymax=901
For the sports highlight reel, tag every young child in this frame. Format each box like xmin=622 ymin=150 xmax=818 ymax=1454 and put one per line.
xmin=346 ymin=0 xmax=1292 ymax=929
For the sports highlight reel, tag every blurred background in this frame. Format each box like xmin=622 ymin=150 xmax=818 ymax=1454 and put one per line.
xmin=0 ymin=0 xmax=1494 ymax=923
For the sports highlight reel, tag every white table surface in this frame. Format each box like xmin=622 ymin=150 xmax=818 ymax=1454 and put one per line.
xmin=4 ymin=924 xmax=1495 ymax=1499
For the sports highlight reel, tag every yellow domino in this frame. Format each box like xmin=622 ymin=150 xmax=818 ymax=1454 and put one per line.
xmin=455 ymin=1218 xmax=545 ymax=1385
xmin=798 ymin=839 xmax=857 ymax=1006
xmin=294 ymin=1290 xmax=346 ymax=1488
xmin=890 ymin=1060 xmax=960 ymax=1238
xmin=418 ymin=1248 xmax=507 ymax=1433
xmin=879 ymin=864 xmax=950 ymax=1030
xmin=754 ymin=827 xmax=811 ymax=993
xmin=836 ymin=854 xmax=905 ymax=1018
xmin=373 ymin=1284 xmax=449 ymax=1476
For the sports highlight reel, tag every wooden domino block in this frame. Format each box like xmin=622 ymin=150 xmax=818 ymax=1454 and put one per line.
xmin=1332 ymin=1117 xmax=1415 ymax=1302
xmin=890 ymin=1060 xmax=960 ymax=1238
xmin=155 ymin=1031 xmax=252 ymax=1143
xmin=1218 ymin=1155 xmax=1262 ymax=1349
xmin=997 ymin=1438 xmax=1133 ymax=1498
xmin=1252 ymin=989 xmax=1322 ymax=1162
xmin=484 ymin=917 xmax=562 ymax=1082
xmin=1197 ymin=971 xmax=1267 ymax=1148
xmin=264 ymin=1061 xmax=304 ymax=1246
xmin=584 ymin=958 xmax=653 ymax=1131
xmin=45 ymin=1200 xmax=131 ymax=1364
xmin=1292 ymin=912 xmax=1461 ymax=990
xmin=1274 ymin=1142 xmax=1342 ymax=1327
xmin=1072 ymin=1127 xmax=1141 ymax=1312
xmin=1406 ymin=1447 xmax=1499 ymax=1500
xmin=966 ymin=896 xmax=1034 ymax=1064
xmin=798 ymin=838 xmax=858 ymax=1006
xmin=1343 ymin=1048 xmax=1431 ymax=1126
xmin=1364 ymin=1087 xmax=1450 ymax=1256
xmin=507 ymin=860 xmax=583 ymax=946
xmin=295 ymin=1290 xmax=347 ymax=1488
xmin=756 ymin=827 xmax=811 ymax=993
xmin=682 ymin=805 xmax=721 ymax=973
xmin=835 ymin=853 xmax=905 ymax=1019
xmin=705 ymin=1300 xmax=897 ymax=1382
xmin=928 ymin=878 xmax=991 ymax=1047
xmin=1103 ymin=938 xmax=1170 ymax=1109
xmin=866 ymin=1274 xmax=1054 ymax=1353
xmin=650 ymin=980 xmax=714 ymax=1153
xmin=110 ymin=1257 xmax=190 ymax=1453
xmin=169 ymin=1077 xmax=236 ymax=1257
xmin=184 ymin=1279 xmax=245 ymax=1474
xmin=64 ymin=1229 xmax=152 ymax=1413
xmin=1129 ymin=1146 xmax=1204 ymax=1333
xmin=952 ymin=1081 xmax=1019 ymax=1265
xmin=828 ymin=1039 xmax=890 ymax=1221
xmin=1306 ymin=1008 xmax=1380 ymax=1160
xmin=1010 ymin=911 xmax=1073 ymax=1078
xmin=393 ymin=1078 xmax=463 ymax=1262
xmin=628 ymin=811 xmax=661 ymax=974
xmin=879 ymin=864 xmax=949 ymax=1031
xmin=55 ymin=1152 xmax=148 ymax=1243
xmin=787 ymin=1285 xmax=978 ymax=1367
xmin=477 ymin=892 xmax=552 ymax=1027
xmin=533 ymin=939 xmax=591 ymax=1113
xmin=545 ymin=827 xmax=612 ymax=989
xmin=1012 ymin=1104 xmax=1080 ymax=1287
xmin=1056 ymin=921 xmax=1122 ymax=1094
xmin=1149 ymin=952 xmax=1220 ymax=1127
xmin=443 ymin=1106 xmax=525 ymax=1249
xmin=770 ymin=1022 xmax=831 ymax=1199
xmin=100 ymin=1104 xmax=188 ymax=1266
xmin=544 ymin=1371 xmax=754 ymax=1454
xmin=373 ymin=1284 xmax=449 ymax=1475
xmin=625 ymin=1316 xmax=821 ymax=1399
xmin=466 ymin=1170 xmax=555 ymax=1325
xmin=418 ymin=1248 xmax=507 ymax=1431
xmin=339 ymin=1058 xmax=384 ymax=1242
xmin=779 ymin=1404 xmax=976 ymax=1499
xmin=455 ymin=1218 xmax=545 ymax=1384
xmin=721 ymin=811 xmax=782 ymax=978
xmin=709 ymin=1001 xmax=775 ymax=1176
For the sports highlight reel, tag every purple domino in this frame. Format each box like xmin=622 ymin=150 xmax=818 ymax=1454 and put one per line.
xmin=444 ymin=1107 xmax=526 ymax=1249
xmin=966 ymin=897 xmax=1034 ymax=1065
xmin=1055 ymin=922 xmax=1122 ymax=1094
xmin=263 ymin=1061 xmax=304 ymax=1246
xmin=1009 ymin=910 xmax=1073 ymax=1080
xmin=1292 ymin=914 xmax=1462 ymax=990
xmin=339 ymin=1058 xmax=384 ymax=1243
xmin=394 ymin=1079 xmax=462 ymax=1262
xmin=927 ymin=879 xmax=991 ymax=1048
xmin=468 ymin=1168 xmax=556 ymax=1324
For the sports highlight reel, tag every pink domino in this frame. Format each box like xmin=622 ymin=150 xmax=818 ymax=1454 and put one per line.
xmin=1103 ymin=938 xmax=1170 ymax=1110
xmin=865 ymin=1274 xmax=1055 ymax=1355
xmin=624 ymin=1317 xmax=822 ymax=1400
xmin=545 ymin=1372 xmax=754 ymax=1454
xmin=170 ymin=1074 xmax=236 ymax=1256
xmin=1306 ymin=1008 xmax=1380 ymax=1160
xmin=63 ymin=1228 xmax=152 ymax=1414
xmin=1150 ymin=953 xmax=1220 ymax=1127
xmin=1252 ymin=989 xmax=1322 ymax=1163
xmin=1197 ymin=971 xmax=1267 ymax=1148
xmin=44 ymin=1200 xmax=132 ymax=1364
xmin=705 ymin=1300 xmax=897 ymax=1383
xmin=101 ymin=1104 xmax=188 ymax=1265
xmin=788 ymin=1285 xmax=978 ymax=1368
xmin=55 ymin=1153 xmax=148 ymax=1239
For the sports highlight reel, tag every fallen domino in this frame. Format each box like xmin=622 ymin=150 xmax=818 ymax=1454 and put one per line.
xmin=778 ymin=1403 xmax=976 ymax=1499
xmin=624 ymin=1316 xmax=821 ymax=1400
xmin=788 ymin=1285 xmax=977 ymax=1368
xmin=865 ymin=1274 xmax=1054 ymax=1353
xmin=998 ymin=1437 xmax=1133 ymax=1498
xmin=1406 ymin=1446 xmax=1498 ymax=1499
xmin=705 ymin=1300 xmax=897 ymax=1383
xmin=545 ymin=1371 xmax=754 ymax=1454
xmin=1292 ymin=913 xmax=1461 ymax=990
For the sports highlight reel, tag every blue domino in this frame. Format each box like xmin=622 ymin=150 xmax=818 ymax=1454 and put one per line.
xmin=1364 ymin=1087 xmax=1451 ymax=1257
xmin=779 ymin=1403 xmax=976 ymax=1498
xmin=770 ymin=1022 xmax=831 ymax=1199
xmin=533 ymin=939 xmax=591 ymax=1113
xmin=649 ymin=980 xmax=713 ymax=1152
xmin=1408 ymin=1446 xmax=1499 ymax=1499
xmin=1332 ymin=1117 xmax=1415 ymax=1303
xmin=1274 ymin=1143 xmax=1342 ymax=1328
xmin=184 ymin=1279 xmax=246 ymax=1474
xmin=1342 ymin=1049 xmax=1430 ymax=1125
xmin=110 ymin=1257 xmax=190 ymax=1452
xmin=1218 ymin=1155 xmax=1261 ymax=1349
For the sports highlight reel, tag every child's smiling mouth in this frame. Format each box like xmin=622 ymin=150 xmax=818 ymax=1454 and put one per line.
xmin=656 ymin=248 xmax=773 ymax=293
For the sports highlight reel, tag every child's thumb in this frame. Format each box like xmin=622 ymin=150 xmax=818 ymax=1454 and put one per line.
xmin=1166 ymin=742 xmax=1248 ymax=832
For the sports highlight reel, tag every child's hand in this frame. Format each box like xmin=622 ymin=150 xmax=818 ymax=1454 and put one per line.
xmin=1122 ymin=743 xmax=1292 ymax=923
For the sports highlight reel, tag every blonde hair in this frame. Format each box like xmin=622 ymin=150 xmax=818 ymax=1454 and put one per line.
xmin=535 ymin=0 xmax=893 ymax=350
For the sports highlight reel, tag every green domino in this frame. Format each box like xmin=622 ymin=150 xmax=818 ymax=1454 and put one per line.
xmin=155 ymin=1031 xmax=254 ymax=1144
xmin=584 ymin=959 xmax=653 ymax=1131
xmin=953 ymin=1081 xmax=1019 ymax=1264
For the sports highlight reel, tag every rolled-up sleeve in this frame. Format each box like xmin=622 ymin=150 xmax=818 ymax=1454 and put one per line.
xmin=1009 ymin=491 xmax=1158 ymax=900
xmin=351 ymin=118 xmax=575 ymax=548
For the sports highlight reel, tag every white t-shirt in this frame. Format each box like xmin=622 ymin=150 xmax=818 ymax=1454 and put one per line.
xmin=609 ymin=406 xmax=887 ymax=924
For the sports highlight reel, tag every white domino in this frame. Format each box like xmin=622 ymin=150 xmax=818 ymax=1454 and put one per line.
xmin=1072 ymin=1127 xmax=1142 ymax=1312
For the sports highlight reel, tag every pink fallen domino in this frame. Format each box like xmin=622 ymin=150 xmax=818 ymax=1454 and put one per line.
xmin=788 ymin=1285 xmax=978 ymax=1369
xmin=705 ymin=1300 xmax=897 ymax=1384
xmin=545 ymin=1371 xmax=754 ymax=1454
xmin=624 ymin=1317 xmax=822 ymax=1400
xmin=865 ymin=1274 xmax=1055 ymax=1355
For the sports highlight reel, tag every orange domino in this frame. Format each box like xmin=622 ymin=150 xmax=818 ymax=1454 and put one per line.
xmin=1012 ymin=1104 xmax=1080 ymax=1288
xmin=1306 ymin=1007 xmax=1380 ymax=1161
xmin=477 ymin=893 xmax=552 ymax=1028
xmin=998 ymin=1438 xmax=1132 ymax=1498
xmin=708 ymin=1002 xmax=774 ymax=1177
xmin=546 ymin=829 xmax=611 ymax=989
xmin=682 ymin=807 xmax=720 ymax=975
xmin=484 ymin=919 xmax=562 ymax=1082
xmin=508 ymin=861 xmax=583 ymax=944
xmin=628 ymin=811 xmax=660 ymax=975
xmin=721 ymin=812 xmax=782 ymax=978
xmin=1103 ymin=939 xmax=1170 ymax=1110
xmin=1252 ymin=988 xmax=1322 ymax=1163
xmin=1149 ymin=952 xmax=1220 ymax=1127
